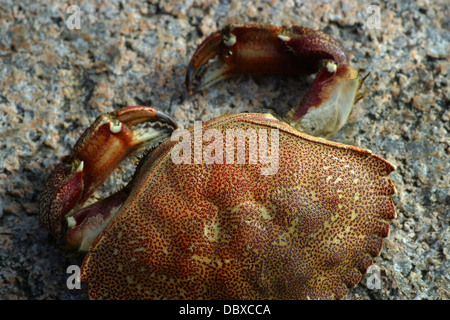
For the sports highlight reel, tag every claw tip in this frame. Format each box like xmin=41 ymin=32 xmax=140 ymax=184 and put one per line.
xmin=76 ymin=160 xmax=84 ymax=173
xmin=109 ymin=120 xmax=123 ymax=134
xmin=67 ymin=216 xmax=76 ymax=229
xmin=223 ymin=33 xmax=236 ymax=47
xmin=277 ymin=34 xmax=291 ymax=42
xmin=326 ymin=61 xmax=337 ymax=73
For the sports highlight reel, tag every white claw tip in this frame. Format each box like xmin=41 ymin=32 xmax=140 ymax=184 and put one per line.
xmin=109 ymin=120 xmax=122 ymax=133
xmin=67 ymin=216 xmax=76 ymax=229
xmin=326 ymin=61 xmax=337 ymax=73
xmin=277 ymin=34 xmax=291 ymax=42
xmin=224 ymin=33 xmax=236 ymax=47
xmin=76 ymin=160 xmax=84 ymax=173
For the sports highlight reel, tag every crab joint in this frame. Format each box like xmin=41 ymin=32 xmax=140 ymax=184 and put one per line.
xmin=109 ymin=120 xmax=122 ymax=133
xmin=326 ymin=61 xmax=337 ymax=73
xmin=223 ymin=33 xmax=236 ymax=47
xmin=67 ymin=216 xmax=76 ymax=229
xmin=277 ymin=34 xmax=291 ymax=42
xmin=76 ymin=160 xmax=84 ymax=172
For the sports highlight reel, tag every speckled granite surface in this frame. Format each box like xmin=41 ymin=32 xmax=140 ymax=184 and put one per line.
xmin=0 ymin=0 xmax=448 ymax=300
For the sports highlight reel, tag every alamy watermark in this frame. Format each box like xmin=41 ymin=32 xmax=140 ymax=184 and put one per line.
xmin=366 ymin=5 xmax=381 ymax=30
xmin=66 ymin=5 xmax=81 ymax=30
xmin=170 ymin=122 xmax=280 ymax=175
xmin=366 ymin=264 xmax=382 ymax=290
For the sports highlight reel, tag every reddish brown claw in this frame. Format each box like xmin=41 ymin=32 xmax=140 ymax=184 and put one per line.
xmin=40 ymin=106 xmax=177 ymax=247
xmin=186 ymin=22 xmax=365 ymax=138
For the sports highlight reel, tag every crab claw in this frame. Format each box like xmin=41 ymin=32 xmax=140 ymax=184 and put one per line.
xmin=40 ymin=106 xmax=177 ymax=243
xmin=186 ymin=22 xmax=364 ymax=138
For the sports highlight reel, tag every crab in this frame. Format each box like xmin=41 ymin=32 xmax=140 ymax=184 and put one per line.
xmin=40 ymin=23 xmax=396 ymax=300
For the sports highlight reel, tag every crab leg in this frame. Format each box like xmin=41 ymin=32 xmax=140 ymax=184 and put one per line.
xmin=186 ymin=23 xmax=364 ymax=138
xmin=40 ymin=106 xmax=177 ymax=242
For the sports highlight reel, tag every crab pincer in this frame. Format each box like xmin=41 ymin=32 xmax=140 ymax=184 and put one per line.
xmin=186 ymin=22 xmax=364 ymax=138
xmin=40 ymin=106 xmax=177 ymax=249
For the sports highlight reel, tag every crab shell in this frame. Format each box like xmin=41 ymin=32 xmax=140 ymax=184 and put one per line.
xmin=80 ymin=112 xmax=396 ymax=299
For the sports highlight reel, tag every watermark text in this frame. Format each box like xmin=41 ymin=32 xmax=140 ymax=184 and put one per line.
xmin=170 ymin=122 xmax=279 ymax=175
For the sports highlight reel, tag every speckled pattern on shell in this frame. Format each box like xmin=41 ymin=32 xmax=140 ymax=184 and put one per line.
xmin=81 ymin=113 xmax=395 ymax=299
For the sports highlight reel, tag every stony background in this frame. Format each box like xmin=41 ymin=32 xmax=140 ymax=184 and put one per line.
xmin=0 ymin=0 xmax=448 ymax=300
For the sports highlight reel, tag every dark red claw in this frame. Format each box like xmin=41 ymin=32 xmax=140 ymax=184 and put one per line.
xmin=40 ymin=106 xmax=177 ymax=238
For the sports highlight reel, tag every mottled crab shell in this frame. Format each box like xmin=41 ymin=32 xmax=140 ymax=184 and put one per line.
xmin=81 ymin=113 xmax=395 ymax=299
